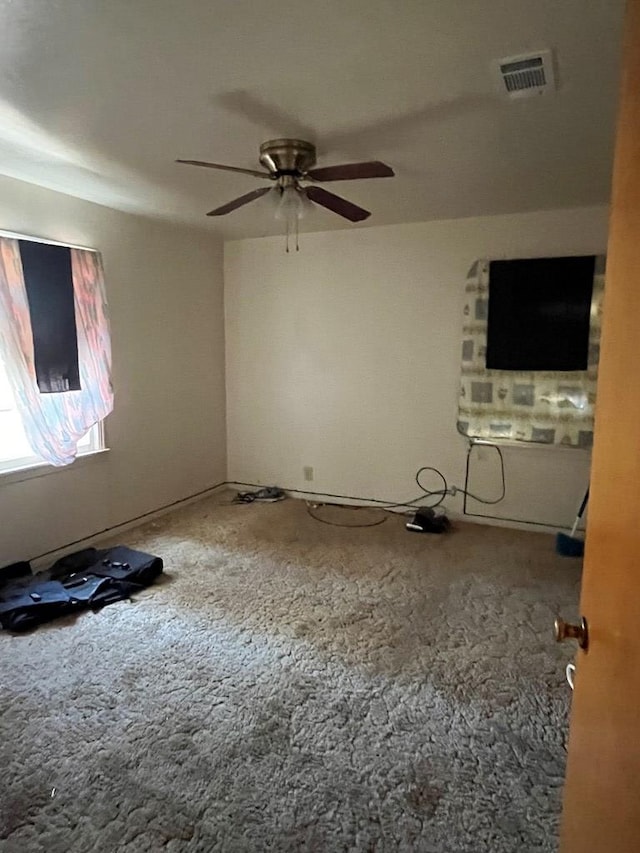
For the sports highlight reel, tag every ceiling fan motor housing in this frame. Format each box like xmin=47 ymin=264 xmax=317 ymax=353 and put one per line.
xmin=259 ymin=139 xmax=317 ymax=176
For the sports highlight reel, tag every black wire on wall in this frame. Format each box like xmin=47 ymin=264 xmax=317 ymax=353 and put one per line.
xmin=462 ymin=443 xmax=506 ymax=514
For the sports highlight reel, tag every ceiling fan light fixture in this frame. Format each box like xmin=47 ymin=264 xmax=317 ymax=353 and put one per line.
xmin=274 ymin=183 xmax=306 ymax=222
xmin=272 ymin=176 xmax=310 ymax=253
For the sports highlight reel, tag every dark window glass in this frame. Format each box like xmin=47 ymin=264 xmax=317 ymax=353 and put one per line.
xmin=19 ymin=240 xmax=80 ymax=393
xmin=486 ymin=256 xmax=595 ymax=371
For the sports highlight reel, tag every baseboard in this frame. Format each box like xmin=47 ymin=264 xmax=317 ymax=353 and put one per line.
xmin=227 ymin=481 xmax=411 ymax=512
xmin=456 ymin=511 xmax=582 ymax=536
xmin=227 ymin=480 xmax=582 ymax=536
xmin=31 ymin=478 xmax=579 ymax=570
xmin=31 ymin=481 xmax=229 ymax=570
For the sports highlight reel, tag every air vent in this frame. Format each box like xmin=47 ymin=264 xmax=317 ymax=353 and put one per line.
xmin=496 ymin=50 xmax=555 ymax=98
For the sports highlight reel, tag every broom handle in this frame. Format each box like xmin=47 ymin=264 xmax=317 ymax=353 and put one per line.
xmin=570 ymin=488 xmax=590 ymax=537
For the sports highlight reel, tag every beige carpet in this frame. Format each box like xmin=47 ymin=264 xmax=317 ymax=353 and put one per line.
xmin=0 ymin=494 xmax=582 ymax=852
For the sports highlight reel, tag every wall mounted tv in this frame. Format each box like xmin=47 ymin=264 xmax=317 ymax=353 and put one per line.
xmin=486 ymin=255 xmax=595 ymax=372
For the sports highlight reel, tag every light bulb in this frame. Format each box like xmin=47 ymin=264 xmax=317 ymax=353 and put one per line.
xmin=275 ymin=185 xmax=305 ymax=222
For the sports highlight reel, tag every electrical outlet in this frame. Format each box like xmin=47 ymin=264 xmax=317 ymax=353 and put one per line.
xmin=303 ymin=466 xmax=314 ymax=482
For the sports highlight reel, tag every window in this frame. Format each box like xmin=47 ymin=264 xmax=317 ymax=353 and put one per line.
xmin=0 ymin=234 xmax=112 ymax=471
xmin=457 ymin=257 xmax=605 ymax=447
xmin=0 ymin=349 xmax=103 ymax=475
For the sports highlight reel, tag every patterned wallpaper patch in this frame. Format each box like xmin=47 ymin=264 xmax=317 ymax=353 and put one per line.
xmin=457 ymin=257 xmax=605 ymax=447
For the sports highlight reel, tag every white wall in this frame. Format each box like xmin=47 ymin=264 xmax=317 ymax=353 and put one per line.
xmin=225 ymin=206 xmax=609 ymax=529
xmin=0 ymin=175 xmax=226 ymax=565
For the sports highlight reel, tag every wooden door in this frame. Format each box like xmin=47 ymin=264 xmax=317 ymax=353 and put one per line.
xmin=560 ymin=1 xmax=640 ymax=850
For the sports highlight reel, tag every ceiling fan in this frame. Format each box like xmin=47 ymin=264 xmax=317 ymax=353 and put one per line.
xmin=176 ymin=138 xmax=394 ymax=222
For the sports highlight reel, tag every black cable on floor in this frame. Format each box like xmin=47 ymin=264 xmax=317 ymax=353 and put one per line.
xmin=305 ymin=503 xmax=388 ymax=528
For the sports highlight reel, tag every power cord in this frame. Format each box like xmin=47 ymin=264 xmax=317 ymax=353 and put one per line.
xmin=373 ymin=449 xmax=505 ymax=513
xmin=305 ymin=446 xmax=506 ymax=529
xmin=304 ymin=467 xmax=450 ymax=528
xmin=233 ymin=443 xmax=506 ymax=530
xmin=305 ymin=503 xmax=388 ymax=528
xmin=462 ymin=443 xmax=506 ymax=510
xmin=377 ymin=467 xmax=449 ymax=512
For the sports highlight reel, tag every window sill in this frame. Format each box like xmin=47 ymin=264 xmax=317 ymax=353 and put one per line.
xmin=466 ymin=437 xmax=593 ymax=453
xmin=0 ymin=448 xmax=110 ymax=486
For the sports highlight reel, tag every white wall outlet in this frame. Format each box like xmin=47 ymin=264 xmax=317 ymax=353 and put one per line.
xmin=303 ymin=466 xmax=314 ymax=482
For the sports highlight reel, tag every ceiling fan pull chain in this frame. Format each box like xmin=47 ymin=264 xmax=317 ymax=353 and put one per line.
xmin=285 ymin=219 xmax=290 ymax=253
xmin=295 ymin=217 xmax=300 ymax=252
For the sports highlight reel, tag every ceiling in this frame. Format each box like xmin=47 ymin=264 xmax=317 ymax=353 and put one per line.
xmin=0 ymin=0 xmax=626 ymax=239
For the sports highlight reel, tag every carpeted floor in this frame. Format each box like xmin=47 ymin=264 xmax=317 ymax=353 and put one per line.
xmin=0 ymin=494 xmax=582 ymax=853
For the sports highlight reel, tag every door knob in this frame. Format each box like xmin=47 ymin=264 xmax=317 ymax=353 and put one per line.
xmin=554 ymin=616 xmax=589 ymax=650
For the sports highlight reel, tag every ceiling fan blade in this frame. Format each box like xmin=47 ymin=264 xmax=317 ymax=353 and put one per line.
xmin=306 ymin=161 xmax=394 ymax=182
xmin=176 ymin=159 xmax=271 ymax=179
xmin=206 ymin=187 xmax=272 ymax=216
xmin=305 ymin=186 xmax=371 ymax=222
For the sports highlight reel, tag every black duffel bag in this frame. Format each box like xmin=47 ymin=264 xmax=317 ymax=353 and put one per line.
xmin=0 ymin=546 xmax=163 ymax=632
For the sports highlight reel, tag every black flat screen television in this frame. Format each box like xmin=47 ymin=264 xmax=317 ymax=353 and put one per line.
xmin=486 ymin=256 xmax=595 ymax=371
